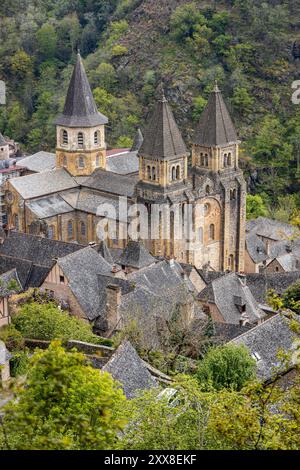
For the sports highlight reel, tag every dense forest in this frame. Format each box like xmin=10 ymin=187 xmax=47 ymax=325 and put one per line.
xmin=0 ymin=0 xmax=300 ymax=217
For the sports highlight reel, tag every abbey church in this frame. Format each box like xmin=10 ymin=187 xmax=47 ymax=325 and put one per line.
xmin=6 ymin=53 xmax=246 ymax=272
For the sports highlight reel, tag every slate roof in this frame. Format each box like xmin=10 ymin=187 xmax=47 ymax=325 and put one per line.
xmin=97 ymin=241 xmax=114 ymax=265
xmin=131 ymin=128 xmax=144 ymax=152
xmin=55 ymin=53 xmax=108 ymax=128
xmin=102 ymin=341 xmax=157 ymax=398
xmin=119 ymin=241 xmax=156 ymax=269
xmin=194 ymin=83 xmax=238 ymax=146
xmin=139 ymin=95 xmax=188 ymax=160
xmin=106 ymin=151 xmax=139 ymax=175
xmin=0 ymin=340 xmax=11 ymax=366
xmin=267 ymin=253 xmax=300 ymax=272
xmin=10 ymin=168 xmax=78 ymax=200
xmin=246 ymin=272 xmax=300 ymax=304
xmin=246 ymin=217 xmax=296 ymax=241
xmin=19 ymin=151 xmax=56 ymax=173
xmin=80 ymin=169 xmax=137 ymax=198
xmin=198 ymin=272 xmax=265 ymax=325
xmin=246 ymin=230 xmax=268 ymax=263
xmin=231 ymin=313 xmax=300 ymax=381
xmin=0 ymin=269 xmax=22 ymax=297
xmin=26 ymin=194 xmax=73 ymax=219
xmin=58 ymin=247 xmax=115 ymax=321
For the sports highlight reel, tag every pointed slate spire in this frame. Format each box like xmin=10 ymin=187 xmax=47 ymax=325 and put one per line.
xmin=139 ymin=93 xmax=188 ymax=160
xmin=55 ymin=53 xmax=108 ymax=128
xmin=131 ymin=128 xmax=144 ymax=152
xmin=194 ymin=82 xmax=238 ymax=146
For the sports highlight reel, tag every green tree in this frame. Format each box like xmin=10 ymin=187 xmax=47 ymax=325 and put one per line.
xmin=246 ymin=194 xmax=267 ymax=220
xmin=36 ymin=23 xmax=58 ymax=60
xmin=0 ymin=342 xmax=126 ymax=450
xmin=283 ymin=281 xmax=300 ymax=315
xmin=196 ymin=344 xmax=256 ymax=391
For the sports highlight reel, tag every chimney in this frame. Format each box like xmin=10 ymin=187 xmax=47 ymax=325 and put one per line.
xmin=106 ymin=284 xmax=122 ymax=333
xmin=237 ymin=273 xmax=247 ymax=287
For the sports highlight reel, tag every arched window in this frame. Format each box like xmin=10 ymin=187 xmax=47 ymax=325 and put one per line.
xmin=232 ymin=189 xmax=236 ymax=200
xmin=206 ymin=185 xmax=210 ymax=195
xmin=78 ymin=132 xmax=84 ymax=148
xmin=67 ymin=220 xmax=74 ymax=239
xmin=228 ymin=255 xmax=234 ymax=271
xmin=80 ymin=222 xmax=86 ymax=237
xmin=48 ymin=225 xmax=55 ymax=240
xmin=152 ymin=166 xmax=156 ymax=181
xmin=62 ymin=129 xmax=68 ymax=145
xmin=147 ymin=166 xmax=151 ymax=180
xmin=96 ymin=154 xmax=100 ymax=167
xmin=172 ymin=166 xmax=176 ymax=181
xmin=176 ymin=165 xmax=180 ymax=180
xmin=224 ymin=154 xmax=228 ymax=167
xmin=205 ymin=154 xmax=209 ymax=167
xmin=228 ymin=153 xmax=232 ymax=166
xmin=78 ymin=156 xmax=85 ymax=169
xmin=62 ymin=156 xmax=67 ymax=168
xmin=200 ymin=153 xmax=204 ymax=166
xmin=94 ymin=130 xmax=100 ymax=145
xmin=209 ymin=224 xmax=215 ymax=241
xmin=14 ymin=214 xmax=19 ymax=231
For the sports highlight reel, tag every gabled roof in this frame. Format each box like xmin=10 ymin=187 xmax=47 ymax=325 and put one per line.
xmin=80 ymin=168 xmax=137 ymax=198
xmin=26 ymin=194 xmax=73 ymax=219
xmin=19 ymin=151 xmax=56 ymax=173
xmin=106 ymin=151 xmax=139 ymax=175
xmin=97 ymin=241 xmax=114 ymax=265
xmin=139 ymin=95 xmax=188 ymax=160
xmin=246 ymin=217 xmax=296 ymax=241
xmin=103 ymin=341 xmax=157 ymax=398
xmin=246 ymin=272 xmax=300 ymax=304
xmin=10 ymin=168 xmax=78 ymax=200
xmin=54 ymin=53 xmax=108 ymax=128
xmin=119 ymin=241 xmax=156 ymax=269
xmin=231 ymin=313 xmax=300 ymax=381
xmin=194 ymin=83 xmax=238 ymax=147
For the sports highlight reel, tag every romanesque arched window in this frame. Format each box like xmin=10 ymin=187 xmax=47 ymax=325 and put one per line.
xmin=228 ymin=152 xmax=232 ymax=166
xmin=78 ymin=156 xmax=85 ymax=169
xmin=176 ymin=165 xmax=181 ymax=180
xmin=209 ymin=223 xmax=215 ymax=241
xmin=205 ymin=154 xmax=209 ymax=167
xmin=67 ymin=220 xmax=74 ymax=239
xmin=94 ymin=131 xmax=99 ymax=145
xmin=147 ymin=165 xmax=151 ymax=180
xmin=206 ymin=185 xmax=210 ymax=195
xmin=172 ymin=166 xmax=176 ymax=181
xmin=48 ymin=225 xmax=55 ymax=240
xmin=200 ymin=153 xmax=204 ymax=166
xmin=78 ymin=132 xmax=84 ymax=148
xmin=62 ymin=129 xmax=68 ymax=145
xmin=80 ymin=221 xmax=86 ymax=237
xmin=224 ymin=154 xmax=228 ymax=167
xmin=228 ymin=255 xmax=234 ymax=271
xmin=152 ymin=166 xmax=156 ymax=181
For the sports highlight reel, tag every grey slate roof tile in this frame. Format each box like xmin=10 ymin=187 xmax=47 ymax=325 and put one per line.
xmin=139 ymin=95 xmax=188 ymax=160
xmin=193 ymin=83 xmax=238 ymax=146
xmin=54 ymin=53 xmax=108 ymax=128
xmin=119 ymin=241 xmax=156 ymax=269
xmin=106 ymin=151 xmax=139 ymax=175
xmin=81 ymin=169 xmax=137 ymax=198
xmin=19 ymin=151 xmax=56 ymax=173
xmin=102 ymin=341 xmax=157 ymax=398
xmin=246 ymin=272 xmax=300 ymax=304
xmin=231 ymin=313 xmax=300 ymax=381
xmin=26 ymin=194 xmax=73 ymax=219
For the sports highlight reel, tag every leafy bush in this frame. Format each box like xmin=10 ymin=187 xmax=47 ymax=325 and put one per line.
xmin=12 ymin=302 xmax=105 ymax=345
xmin=283 ymin=281 xmax=300 ymax=315
xmin=0 ymin=325 xmax=25 ymax=351
xmin=196 ymin=344 xmax=256 ymax=391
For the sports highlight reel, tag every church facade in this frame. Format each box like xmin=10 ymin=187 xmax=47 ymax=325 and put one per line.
xmin=6 ymin=53 xmax=246 ymax=272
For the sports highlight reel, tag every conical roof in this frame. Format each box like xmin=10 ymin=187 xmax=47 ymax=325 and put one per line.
xmin=139 ymin=94 xmax=188 ymax=160
xmin=194 ymin=83 xmax=238 ymax=146
xmin=55 ymin=53 xmax=108 ymax=128
xmin=131 ymin=128 xmax=144 ymax=152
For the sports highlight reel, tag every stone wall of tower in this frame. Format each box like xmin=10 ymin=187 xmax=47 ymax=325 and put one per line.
xmin=56 ymin=125 xmax=106 ymax=176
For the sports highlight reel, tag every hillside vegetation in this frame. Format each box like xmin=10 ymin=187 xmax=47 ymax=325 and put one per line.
xmin=0 ymin=0 xmax=300 ymax=214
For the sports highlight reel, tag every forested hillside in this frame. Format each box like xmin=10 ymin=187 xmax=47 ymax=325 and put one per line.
xmin=0 ymin=0 xmax=300 ymax=214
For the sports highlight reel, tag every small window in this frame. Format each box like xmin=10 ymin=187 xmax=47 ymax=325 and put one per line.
xmin=172 ymin=166 xmax=176 ymax=181
xmin=205 ymin=154 xmax=209 ymax=167
xmin=80 ymin=222 xmax=86 ymax=237
xmin=204 ymin=203 xmax=210 ymax=216
xmin=209 ymin=224 xmax=215 ymax=241
xmin=147 ymin=165 xmax=151 ymax=180
xmin=48 ymin=225 xmax=55 ymax=240
xmin=224 ymin=154 xmax=228 ymax=167
xmin=78 ymin=132 xmax=84 ymax=147
xmin=152 ymin=166 xmax=156 ymax=181
xmin=78 ymin=156 xmax=85 ymax=169
xmin=67 ymin=220 xmax=73 ymax=239
xmin=228 ymin=152 xmax=232 ymax=166
xmin=176 ymin=165 xmax=180 ymax=180
xmin=200 ymin=153 xmax=204 ymax=166
xmin=60 ymin=275 xmax=65 ymax=284
xmin=94 ymin=130 xmax=100 ymax=145
xmin=62 ymin=130 xmax=68 ymax=145
xmin=206 ymin=185 xmax=210 ymax=195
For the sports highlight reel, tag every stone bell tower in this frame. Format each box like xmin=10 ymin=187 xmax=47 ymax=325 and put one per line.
xmin=54 ymin=53 xmax=108 ymax=177
xmin=191 ymin=82 xmax=246 ymax=272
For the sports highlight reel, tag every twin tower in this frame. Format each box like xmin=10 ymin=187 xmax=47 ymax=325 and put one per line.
xmin=55 ymin=53 xmax=246 ymax=272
